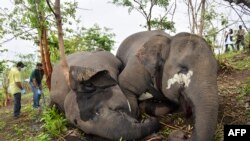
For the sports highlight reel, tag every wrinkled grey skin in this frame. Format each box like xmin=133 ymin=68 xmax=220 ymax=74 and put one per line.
xmin=50 ymin=51 xmax=159 ymax=141
xmin=116 ymin=31 xmax=218 ymax=141
xmin=117 ymin=30 xmax=172 ymax=117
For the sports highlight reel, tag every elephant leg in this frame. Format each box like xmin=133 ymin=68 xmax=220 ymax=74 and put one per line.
xmin=139 ymin=100 xmax=173 ymax=116
xmin=124 ymin=89 xmax=140 ymax=118
xmin=118 ymin=62 xmax=148 ymax=119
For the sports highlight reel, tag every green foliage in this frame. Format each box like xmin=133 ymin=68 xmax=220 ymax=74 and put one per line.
xmin=49 ymin=25 xmax=115 ymax=63
xmin=244 ymin=32 xmax=250 ymax=51
xmin=0 ymin=89 xmax=4 ymax=107
xmin=204 ymin=27 xmax=219 ymax=47
xmin=0 ymin=0 xmax=78 ymax=43
xmin=217 ymin=51 xmax=250 ymax=70
xmin=159 ymin=127 xmax=172 ymax=137
xmin=112 ymin=0 xmax=174 ymax=31
xmin=150 ymin=17 xmax=175 ymax=32
xmin=0 ymin=121 xmax=6 ymax=130
xmin=81 ymin=25 xmax=115 ymax=51
xmin=202 ymin=4 xmax=229 ymax=49
xmin=41 ymin=106 xmax=68 ymax=137
xmin=0 ymin=61 xmax=5 ymax=73
xmin=27 ymin=133 xmax=52 ymax=141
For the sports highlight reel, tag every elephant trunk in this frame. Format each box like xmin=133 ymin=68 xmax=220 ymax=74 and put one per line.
xmin=184 ymin=80 xmax=218 ymax=141
xmin=93 ymin=111 xmax=160 ymax=140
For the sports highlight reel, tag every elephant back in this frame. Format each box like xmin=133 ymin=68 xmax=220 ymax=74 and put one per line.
xmin=116 ymin=30 xmax=169 ymax=65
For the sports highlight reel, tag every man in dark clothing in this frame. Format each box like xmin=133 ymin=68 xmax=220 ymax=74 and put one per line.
xmin=236 ymin=25 xmax=245 ymax=50
xmin=29 ymin=63 xmax=44 ymax=108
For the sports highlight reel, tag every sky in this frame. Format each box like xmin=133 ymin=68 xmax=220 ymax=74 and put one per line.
xmin=0 ymin=0 xmax=248 ymax=61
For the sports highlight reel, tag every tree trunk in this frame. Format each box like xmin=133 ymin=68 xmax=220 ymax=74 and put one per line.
xmin=55 ymin=0 xmax=69 ymax=86
xmin=198 ymin=0 xmax=206 ymax=36
xmin=42 ymin=28 xmax=52 ymax=89
xmin=39 ymin=28 xmax=52 ymax=90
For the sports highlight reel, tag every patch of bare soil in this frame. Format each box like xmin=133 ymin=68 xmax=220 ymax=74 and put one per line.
xmin=218 ymin=69 xmax=250 ymax=125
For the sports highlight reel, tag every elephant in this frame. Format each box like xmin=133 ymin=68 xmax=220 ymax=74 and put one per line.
xmin=116 ymin=31 xmax=218 ymax=141
xmin=50 ymin=50 xmax=160 ymax=141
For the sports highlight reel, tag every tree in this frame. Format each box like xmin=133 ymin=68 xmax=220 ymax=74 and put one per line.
xmin=112 ymin=0 xmax=175 ymax=31
xmin=46 ymin=0 xmax=69 ymax=85
xmin=49 ymin=24 xmax=115 ymax=63
xmin=0 ymin=0 xmax=78 ymax=89
xmin=183 ymin=0 xmax=207 ymax=36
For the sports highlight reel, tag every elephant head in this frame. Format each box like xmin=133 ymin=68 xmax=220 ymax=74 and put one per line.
xmin=63 ymin=55 xmax=160 ymax=141
xmin=161 ymin=33 xmax=218 ymax=141
xmin=136 ymin=32 xmax=218 ymax=140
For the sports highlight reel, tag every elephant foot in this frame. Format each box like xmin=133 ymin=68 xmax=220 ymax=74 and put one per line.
xmin=139 ymin=100 xmax=172 ymax=116
xmin=167 ymin=130 xmax=189 ymax=141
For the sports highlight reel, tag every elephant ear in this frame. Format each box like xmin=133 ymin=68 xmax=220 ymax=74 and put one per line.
xmin=69 ymin=66 xmax=117 ymax=91
xmin=89 ymin=70 xmax=117 ymax=88
xmin=69 ymin=66 xmax=101 ymax=90
xmin=136 ymin=35 xmax=171 ymax=76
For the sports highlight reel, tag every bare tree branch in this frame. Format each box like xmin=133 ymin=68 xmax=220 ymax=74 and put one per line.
xmin=46 ymin=0 xmax=57 ymax=17
xmin=230 ymin=4 xmax=250 ymax=32
xmin=224 ymin=0 xmax=250 ymax=8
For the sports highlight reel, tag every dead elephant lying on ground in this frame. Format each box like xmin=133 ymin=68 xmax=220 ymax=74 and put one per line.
xmin=50 ymin=50 xmax=160 ymax=140
xmin=117 ymin=31 xmax=218 ymax=141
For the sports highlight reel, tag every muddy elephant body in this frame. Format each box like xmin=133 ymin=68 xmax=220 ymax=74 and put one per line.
xmin=116 ymin=31 xmax=218 ymax=141
xmin=50 ymin=51 xmax=159 ymax=140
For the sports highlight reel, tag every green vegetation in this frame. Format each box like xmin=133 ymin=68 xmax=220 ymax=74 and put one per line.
xmin=217 ymin=51 xmax=250 ymax=70
xmin=41 ymin=106 xmax=68 ymax=137
xmin=0 ymin=88 xmax=70 ymax=141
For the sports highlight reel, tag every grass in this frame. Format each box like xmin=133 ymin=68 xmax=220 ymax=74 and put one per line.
xmin=216 ymin=51 xmax=250 ymax=70
xmin=0 ymin=89 xmax=70 ymax=141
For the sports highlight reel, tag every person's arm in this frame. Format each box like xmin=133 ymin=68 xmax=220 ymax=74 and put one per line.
xmin=39 ymin=71 xmax=44 ymax=90
xmin=32 ymin=78 xmax=39 ymax=88
xmin=30 ymin=70 xmax=39 ymax=88
xmin=15 ymin=82 xmax=23 ymax=90
xmin=14 ymin=71 xmax=24 ymax=90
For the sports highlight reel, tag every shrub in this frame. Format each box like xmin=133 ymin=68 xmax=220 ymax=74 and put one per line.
xmin=41 ymin=106 xmax=68 ymax=137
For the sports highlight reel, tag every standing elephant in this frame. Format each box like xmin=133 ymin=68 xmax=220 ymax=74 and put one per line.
xmin=116 ymin=31 xmax=218 ymax=141
xmin=50 ymin=50 xmax=160 ymax=140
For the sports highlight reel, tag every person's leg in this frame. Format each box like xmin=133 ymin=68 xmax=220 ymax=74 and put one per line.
xmin=225 ymin=44 xmax=229 ymax=52
xmin=34 ymin=90 xmax=40 ymax=108
xmin=231 ymin=44 xmax=235 ymax=51
xmin=236 ymin=40 xmax=240 ymax=50
xmin=13 ymin=93 xmax=21 ymax=117
xmin=241 ymin=40 xmax=245 ymax=50
xmin=30 ymin=82 xmax=38 ymax=108
xmin=37 ymin=93 xmax=41 ymax=107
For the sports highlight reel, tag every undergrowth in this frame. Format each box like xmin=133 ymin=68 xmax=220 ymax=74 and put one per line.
xmin=40 ymin=106 xmax=68 ymax=139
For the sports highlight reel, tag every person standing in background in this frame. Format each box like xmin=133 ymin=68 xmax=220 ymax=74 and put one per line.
xmin=29 ymin=63 xmax=44 ymax=110
xmin=225 ymin=29 xmax=234 ymax=52
xmin=236 ymin=25 xmax=245 ymax=51
xmin=8 ymin=61 xmax=26 ymax=118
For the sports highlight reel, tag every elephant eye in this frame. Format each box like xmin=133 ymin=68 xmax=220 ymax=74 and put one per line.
xmin=178 ymin=65 xmax=189 ymax=74
xmin=83 ymin=82 xmax=96 ymax=93
xmin=77 ymin=81 xmax=96 ymax=93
